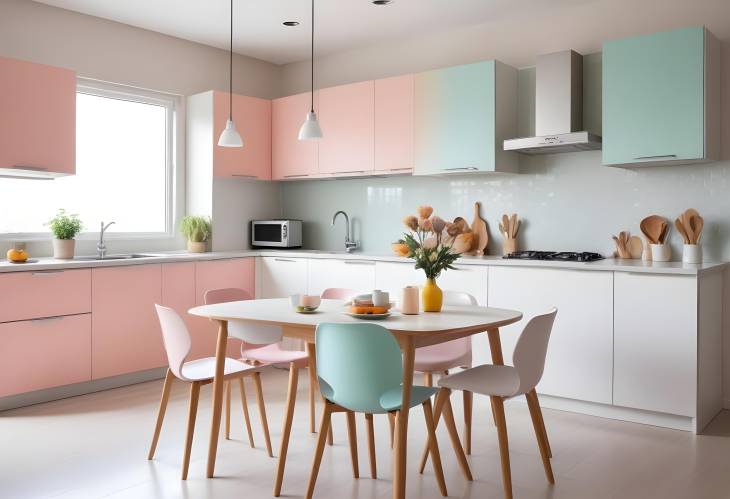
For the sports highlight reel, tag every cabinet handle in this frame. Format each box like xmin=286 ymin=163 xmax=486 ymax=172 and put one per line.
xmin=344 ymin=260 xmax=375 ymax=266
xmin=442 ymin=167 xmax=478 ymax=172
xmin=388 ymin=168 xmax=412 ymax=172
xmin=634 ymin=155 xmax=677 ymax=160
xmin=283 ymin=174 xmax=309 ymax=179
xmin=232 ymin=174 xmax=259 ymax=179
xmin=32 ymin=270 xmax=65 ymax=276
xmin=274 ymin=258 xmax=297 ymax=262
xmin=31 ymin=315 xmax=65 ymax=323
xmin=13 ymin=165 xmax=49 ymax=171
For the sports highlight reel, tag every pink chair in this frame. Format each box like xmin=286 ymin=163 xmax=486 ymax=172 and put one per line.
xmin=148 ymin=305 xmax=272 ymax=480
xmin=203 ymin=288 xmax=313 ymax=438
xmin=414 ymin=290 xmax=476 ymax=453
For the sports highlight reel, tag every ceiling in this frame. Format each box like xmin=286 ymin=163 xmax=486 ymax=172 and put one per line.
xmin=33 ymin=0 xmax=544 ymax=65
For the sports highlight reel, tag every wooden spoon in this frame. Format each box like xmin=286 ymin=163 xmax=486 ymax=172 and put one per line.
xmin=658 ymin=221 xmax=669 ymax=244
xmin=640 ymin=215 xmax=665 ymax=244
xmin=509 ymin=214 xmax=518 ymax=238
xmin=691 ymin=215 xmax=704 ymax=244
xmin=675 ymin=218 xmax=689 ymax=244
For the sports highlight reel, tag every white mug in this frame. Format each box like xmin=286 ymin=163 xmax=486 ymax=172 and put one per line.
xmin=400 ymin=286 xmax=420 ymax=315
xmin=289 ymin=294 xmax=302 ymax=308
xmin=372 ymin=289 xmax=390 ymax=307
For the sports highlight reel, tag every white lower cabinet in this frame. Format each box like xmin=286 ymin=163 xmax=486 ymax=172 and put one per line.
xmin=487 ymin=266 xmax=614 ymax=404
xmin=258 ymin=257 xmax=308 ymax=298
xmin=307 ymin=259 xmax=376 ymax=296
xmin=374 ymin=261 xmax=423 ymax=297
xmin=613 ymin=272 xmax=696 ymax=416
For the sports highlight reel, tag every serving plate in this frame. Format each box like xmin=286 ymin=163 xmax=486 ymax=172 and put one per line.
xmin=345 ymin=312 xmax=392 ymax=320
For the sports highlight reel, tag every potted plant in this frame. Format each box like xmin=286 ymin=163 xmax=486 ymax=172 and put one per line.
xmin=401 ymin=205 xmax=466 ymax=312
xmin=181 ymin=215 xmax=211 ymax=253
xmin=47 ymin=209 xmax=83 ymax=259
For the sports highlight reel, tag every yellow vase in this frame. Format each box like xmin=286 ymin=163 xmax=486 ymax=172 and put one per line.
xmin=422 ymin=278 xmax=443 ymax=312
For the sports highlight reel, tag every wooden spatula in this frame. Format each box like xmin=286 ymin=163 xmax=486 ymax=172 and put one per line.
xmin=640 ymin=215 xmax=666 ymax=244
xmin=691 ymin=215 xmax=704 ymax=244
xmin=675 ymin=218 xmax=690 ymax=244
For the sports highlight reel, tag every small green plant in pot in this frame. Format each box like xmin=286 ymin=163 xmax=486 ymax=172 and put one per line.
xmin=181 ymin=215 xmax=211 ymax=253
xmin=47 ymin=209 xmax=84 ymax=259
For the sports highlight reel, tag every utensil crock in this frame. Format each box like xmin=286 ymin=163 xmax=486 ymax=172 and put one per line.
xmin=650 ymin=243 xmax=671 ymax=262
xmin=682 ymin=244 xmax=702 ymax=264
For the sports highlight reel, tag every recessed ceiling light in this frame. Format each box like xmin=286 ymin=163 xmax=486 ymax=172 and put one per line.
xmin=283 ymin=21 xmax=300 ymax=26
xmin=372 ymin=0 xmax=392 ymax=4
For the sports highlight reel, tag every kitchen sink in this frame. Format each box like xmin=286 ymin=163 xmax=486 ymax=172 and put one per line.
xmin=74 ymin=254 xmax=153 ymax=261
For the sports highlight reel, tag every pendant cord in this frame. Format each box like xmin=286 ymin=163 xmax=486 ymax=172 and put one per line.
xmin=310 ymin=0 xmax=314 ymax=112
xmin=229 ymin=0 xmax=233 ymax=121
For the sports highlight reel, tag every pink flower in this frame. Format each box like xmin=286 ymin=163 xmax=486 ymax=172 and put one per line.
xmin=431 ymin=216 xmax=446 ymax=235
xmin=418 ymin=217 xmax=433 ymax=232
xmin=423 ymin=236 xmax=438 ymax=249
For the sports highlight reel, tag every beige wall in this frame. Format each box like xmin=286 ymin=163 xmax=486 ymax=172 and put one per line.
xmin=278 ymin=0 xmax=730 ymax=95
xmin=0 ymin=0 xmax=281 ymax=99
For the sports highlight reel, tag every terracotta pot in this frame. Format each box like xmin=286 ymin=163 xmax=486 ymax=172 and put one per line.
xmin=53 ymin=239 xmax=76 ymax=260
xmin=187 ymin=240 xmax=207 ymax=253
xmin=422 ymin=278 xmax=443 ymax=312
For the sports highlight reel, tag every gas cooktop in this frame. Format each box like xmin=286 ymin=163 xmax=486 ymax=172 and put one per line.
xmin=503 ymin=251 xmax=605 ymax=262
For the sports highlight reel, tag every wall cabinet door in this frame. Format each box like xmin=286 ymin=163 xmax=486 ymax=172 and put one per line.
xmin=487 ymin=267 xmax=614 ymax=404
xmin=602 ymin=27 xmax=717 ymax=166
xmin=318 ymin=81 xmax=375 ymax=174
xmin=0 ymin=314 xmax=91 ymax=397
xmin=272 ymin=92 xmax=318 ymax=180
xmin=0 ymin=56 xmax=76 ymax=175
xmin=307 ymin=259 xmax=376 ymax=296
xmin=374 ymin=75 xmax=414 ymax=173
xmin=414 ymin=60 xmax=517 ymax=175
xmin=213 ymin=92 xmax=272 ymax=179
xmin=92 ymin=265 xmax=164 ymax=379
xmin=613 ymin=273 xmax=696 ymax=416
xmin=259 ymin=257 xmax=308 ymax=298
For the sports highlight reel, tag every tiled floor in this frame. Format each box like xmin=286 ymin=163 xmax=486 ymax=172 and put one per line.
xmin=2 ymin=368 xmax=730 ymax=499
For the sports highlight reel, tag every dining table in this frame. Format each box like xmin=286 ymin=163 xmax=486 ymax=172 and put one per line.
xmin=189 ymin=297 xmax=523 ymax=499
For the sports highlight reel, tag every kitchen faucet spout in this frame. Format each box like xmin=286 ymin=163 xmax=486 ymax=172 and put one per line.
xmin=332 ymin=211 xmax=359 ymax=253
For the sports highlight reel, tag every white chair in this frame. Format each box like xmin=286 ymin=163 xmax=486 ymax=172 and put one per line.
xmin=147 ymin=305 xmax=272 ymax=480
xmin=425 ymin=308 xmax=558 ymax=499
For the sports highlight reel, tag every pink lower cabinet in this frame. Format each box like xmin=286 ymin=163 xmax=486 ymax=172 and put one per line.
xmin=0 ymin=269 xmax=91 ymax=323
xmin=91 ymin=265 xmax=165 ymax=379
xmin=0 ymin=314 xmax=91 ymax=397
xmin=192 ymin=258 xmax=255 ymax=357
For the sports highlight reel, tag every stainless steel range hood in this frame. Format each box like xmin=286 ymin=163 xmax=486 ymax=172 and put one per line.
xmin=503 ymin=50 xmax=601 ymax=154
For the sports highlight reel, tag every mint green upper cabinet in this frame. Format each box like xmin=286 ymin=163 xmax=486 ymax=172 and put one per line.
xmin=602 ymin=27 xmax=721 ymax=167
xmin=414 ymin=60 xmax=518 ymax=175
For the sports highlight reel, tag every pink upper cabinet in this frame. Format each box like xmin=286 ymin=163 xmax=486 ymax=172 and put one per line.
xmin=272 ymin=92 xmax=318 ymax=180
xmin=213 ymin=91 xmax=272 ymax=180
xmin=374 ymin=75 xmax=414 ymax=172
xmin=318 ymin=81 xmax=375 ymax=175
xmin=0 ymin=56 xmax=76 ymax=175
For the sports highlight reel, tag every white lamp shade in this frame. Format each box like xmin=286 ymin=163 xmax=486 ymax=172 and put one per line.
xmin=298 ymin=111 xmax=323 ymax=140
xmin=218 ymin=119 xmax=243 ymax=147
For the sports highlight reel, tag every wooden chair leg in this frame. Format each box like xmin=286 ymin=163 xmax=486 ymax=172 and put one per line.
xmin=327 ymin=423 xmax=334 ymax=446
xmin=422 ymin=400 xmax=448 ymax=497
xmin=238 ymin=377 xmax=255 ymax=448
xmin=387 ymin=412 xmax=396 ymax=449
xmin=148 ymin=369 xmax=174 ymax=460
xmin=308 ymin=364 xmax=316 ymax=434
xmin=225 ymin=381 xmax=232 ymax=440
xmin=424 ymin=372 xmax=433 ymax=387
xmin=533 ymin=391 xmax=552 ymax=458
xmin=365 ymin=414 xmax=377 ymax=478
xmin=182 ymin=381 xmax=201 ymax=481
xmin=420 ymin=388 xmax=472 ymax=481
xmin=274 ymin=363 xmax=299 ymax=497
xmin=463 ymin=390 xmax=473 ymax=455
xmin=526 ymin=390 xmax=554 ymax=483
xmin=252 ymin=372 xmax=273 ymax=457
xmin=492 ymin=396 xmax=513 ymax=499
xmin=345 ymin=411 xmax=360 ymax=478
xmin=305 ymin=402 xmax=333 ymax=499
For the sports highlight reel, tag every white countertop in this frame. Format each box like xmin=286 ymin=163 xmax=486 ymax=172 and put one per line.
xmin=0 ymin=249 xmax=726 ymax=276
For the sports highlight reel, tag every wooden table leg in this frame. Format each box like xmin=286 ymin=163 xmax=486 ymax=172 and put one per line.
xmin=487 ymin=328 xmax=503 ymax=426
xmin=274 ymin=362 xmax=299 ymax=497
xmin=206 ymin=320 xmax=228 ymax=478
xmin=393 ymin=337 xmax=415 ymax=499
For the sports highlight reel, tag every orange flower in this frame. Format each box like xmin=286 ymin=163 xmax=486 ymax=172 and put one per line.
xmin=403 ymin=215 xmax=418 ymax=231
xmin=417 ymin=205 xmax=434 ymax=219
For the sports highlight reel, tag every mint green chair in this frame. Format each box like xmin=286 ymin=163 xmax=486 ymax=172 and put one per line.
xmin=304 ymin=322 xmax=447 ymax=499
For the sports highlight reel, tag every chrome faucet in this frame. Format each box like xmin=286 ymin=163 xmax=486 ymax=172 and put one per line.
xmin=332 ymin=210 xmax=359 ymax=253
xmin=97 ymin=221 xmax=115 ymax=259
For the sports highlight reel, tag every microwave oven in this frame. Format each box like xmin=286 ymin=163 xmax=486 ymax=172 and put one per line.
xmin=250 ymin=220 xmax=302 ymax=248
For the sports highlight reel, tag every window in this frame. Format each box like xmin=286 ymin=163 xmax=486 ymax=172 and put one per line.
xmin=0 ymin=80 xmax=176 ymax=238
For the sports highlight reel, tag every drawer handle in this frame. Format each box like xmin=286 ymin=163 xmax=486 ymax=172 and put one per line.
xmin=634 ymin=154 xmax=677 ymax=160
xmin=344 ymin=261 xmax=375 ymax=266
xmin=442 ymin=167 xmax=478 ymax=172
xmin=13 ymin=165 xmax=49 ymax=171
xmin=32 ymin=270 xmax=65 ymax=276
xmin=274 ymin=258 xmax=297 ymax=262
xmin=283 ymin=174 xmax=309 ymax=179
xmin=31 ymin=315 xmax=65 ymax=323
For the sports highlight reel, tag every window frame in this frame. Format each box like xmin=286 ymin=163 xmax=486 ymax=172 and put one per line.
xmin=0 ymin=78 xmax=179 ymax=241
